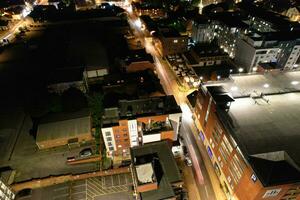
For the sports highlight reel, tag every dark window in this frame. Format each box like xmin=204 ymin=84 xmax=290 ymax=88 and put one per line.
xmin=109 ymin=147 xmax=114 ymax=151
xmin=107 ymin=137 xmax=112 ymax=142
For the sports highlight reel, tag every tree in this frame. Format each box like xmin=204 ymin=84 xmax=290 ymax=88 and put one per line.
xmin=87 ymin=93 xmax=104 ymax=156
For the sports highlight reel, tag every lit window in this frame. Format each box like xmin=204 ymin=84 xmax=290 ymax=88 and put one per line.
xmin=173 ymin=39 xmax=178 ymax=43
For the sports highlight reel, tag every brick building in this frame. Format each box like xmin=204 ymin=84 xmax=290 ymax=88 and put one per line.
xmin=188 ymin=71 xmax=300 ymax=200
xmin=154 ymin=28 xmax=188 ymax=57
xmin=119 ymin=49 xmax=155 ymax=73
xmin=130 ymin=141 xmax=183 ymax=200
xmin=36 ymin=109 xmax=93 ymax=149
xmin=101 ymin=96 xmax=182 ymax=157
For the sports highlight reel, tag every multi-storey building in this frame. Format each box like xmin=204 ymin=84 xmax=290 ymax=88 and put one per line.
xmin=239 ymin=2 xmax=300 ymax=32
xmin=283 ymin=7 xmax=300 ymax=22
xmin=132 ymin=2 xmax=165 ymax=19
xmin=101 ymin=96 xmax=182 ymax=157
xmin=191 ymin=15 xmax=213 ymax=44
xmin=188 ymin=71 xmax=300 ymax=200
xmin=154 ymin=28 xmax=188 ymax=57
xmin=235 ymin=31 xmax=300 ymax=72
xmin=211 ymin=12 xmax=249 ymax=58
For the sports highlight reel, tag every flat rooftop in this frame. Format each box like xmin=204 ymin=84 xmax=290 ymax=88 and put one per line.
xmin=203 ymin=71 xmax=300 ymax=98
xmin=131 ymin=141 xmax=181 ymax=200
xmin=118 ymin=95 xmax=181 ymax=119
xmin=225 ymin=92 xmax=300 ymax=185
xmin=204 ymin=71 xmax=300 ymax=185
xmin=135 ymin=163 xmax=155 ymax=184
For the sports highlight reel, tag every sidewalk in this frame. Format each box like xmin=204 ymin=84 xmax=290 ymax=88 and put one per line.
xmin=177 ymin=158 xmax=202 ymax=200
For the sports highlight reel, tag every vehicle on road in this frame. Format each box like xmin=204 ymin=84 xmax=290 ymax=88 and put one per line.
xmin=184 ymin=156 xmax=192 ymax=167
xmin=67 ymin=156 xmax=76 ymax=161
xmin=79 ymin=148 xmax=92 ymax=157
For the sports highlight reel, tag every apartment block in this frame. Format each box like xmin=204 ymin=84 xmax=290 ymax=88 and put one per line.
xmin=191 ymin=15 xmax=213 ymax=44
xmin=154 ymin=28 xmax=188 ymax=57
xmin=102 ymin=96 xmax=182 ymax=157
xmin=211 ymin=12 xmax=249 ymax=58
xmin=235 ymin=31 xmax=300 ymax=72
xmin=188 ymin=71 xmax=300 ymax=200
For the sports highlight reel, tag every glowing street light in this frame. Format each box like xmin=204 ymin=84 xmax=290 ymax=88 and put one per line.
xmin=238 ymin=68 xmax=244 ymax=73
xmin=263 ymin=83 xmax=269 ymax=88
xmin=134 ymin=18 xmax=142 ymax=29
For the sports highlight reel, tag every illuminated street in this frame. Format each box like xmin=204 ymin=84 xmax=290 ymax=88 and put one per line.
xmin=125 ymin=7 xmax=227 ymax=200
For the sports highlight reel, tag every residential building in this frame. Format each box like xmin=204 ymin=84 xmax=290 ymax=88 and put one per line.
xmin=132 ymin=3 xmax=165 ymax=19
xmin=130 ymin=140 xmax=183 ymax=200
xmin=211 ymin=12 xmax=249 ymax=58
xmin=239 ymin=2 xmax=300 ymax=32
xmin=166 ymin=43 xmax=235 ymax=84
xmin=284 ymin=7 xmax=300 ymax=22
xmin=154 ymin=28 xmax=188 ymax=56
xmin=188 ymin=71 xmax=300 ymax=200
xmin=184 ymin=43 xmax=229 ymax=67
xmin=119 ymin=49 xmax=155 ymax=73
xmin=101 ymin=96 xmax=182 ymax=157
xmin=235 ymin=31 xmax=300 ymax=72
xmin=0 ymin=180 xmax=15 ymax=200
xmin=99 ymin=69 xmax=165 ymax=99
xmin=191 ymin=15 xmax=213 ymax=44
xmin=36 ymin=109 xmax=93 ymax=149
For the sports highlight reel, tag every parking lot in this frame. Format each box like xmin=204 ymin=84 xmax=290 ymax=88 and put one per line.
xmin=17 ymin=173 xmax=133 ymax=200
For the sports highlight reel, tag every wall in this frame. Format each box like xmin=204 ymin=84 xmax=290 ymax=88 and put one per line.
xmin=158 ymin=36 xmax=188 ymax=56
xmin=193 ymin=88 xmax=300 ymax=200
xmin=37 ymin=132 xmax=93 ymax=149
xmin=101 ymin=127 xmax=117 ymax=155
xmin=112 ymin=120 xmax=131 ymax=155
xmin=161 ymin=130 xmax=175 ymax=141
xmin=137 ymin=182 xmax=158 ymax=193
xmin=235 ymin=38 xmax=256 ymax=72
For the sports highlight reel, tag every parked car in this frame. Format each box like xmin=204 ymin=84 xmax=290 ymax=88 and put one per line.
xmin=79 ymin=148 xmax=92 ymax=157
xmin=184 ymin=156 xmax=192 ymax=167
xmin=67 ymin=156 xmax=75 ymax=161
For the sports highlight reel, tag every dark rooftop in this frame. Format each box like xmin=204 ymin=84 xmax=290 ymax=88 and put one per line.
xmin=47 ymin=67 xmax=84 ymax=85
xmin=192 ymin=43 xmax=227 ymax=58
xmin=217 ymin=91 xmax=300 ymax=186
xmin=118 ymin=95 xmax=181 ymax=119
xmin=131 ymin=141 xmax=182 ymax=200
xmin=193 ymin=14 xmax=210 ymax=25
xmin=100 ymin=70 xmax=165 ymax=107
xmin=238 ymin=2 xmax=300 ymax=31
xmin=187 ymin=90 xmax=198 ymax=108
xmin=211 ymin=12 xmax=249 ymax=29
xmin=249 ymin=156 xmax=300 ymax=186
xmin=123 ymin=49 xmax=154 ymax=65
xmin=160 ymin=28 xmax=181 ymax=38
